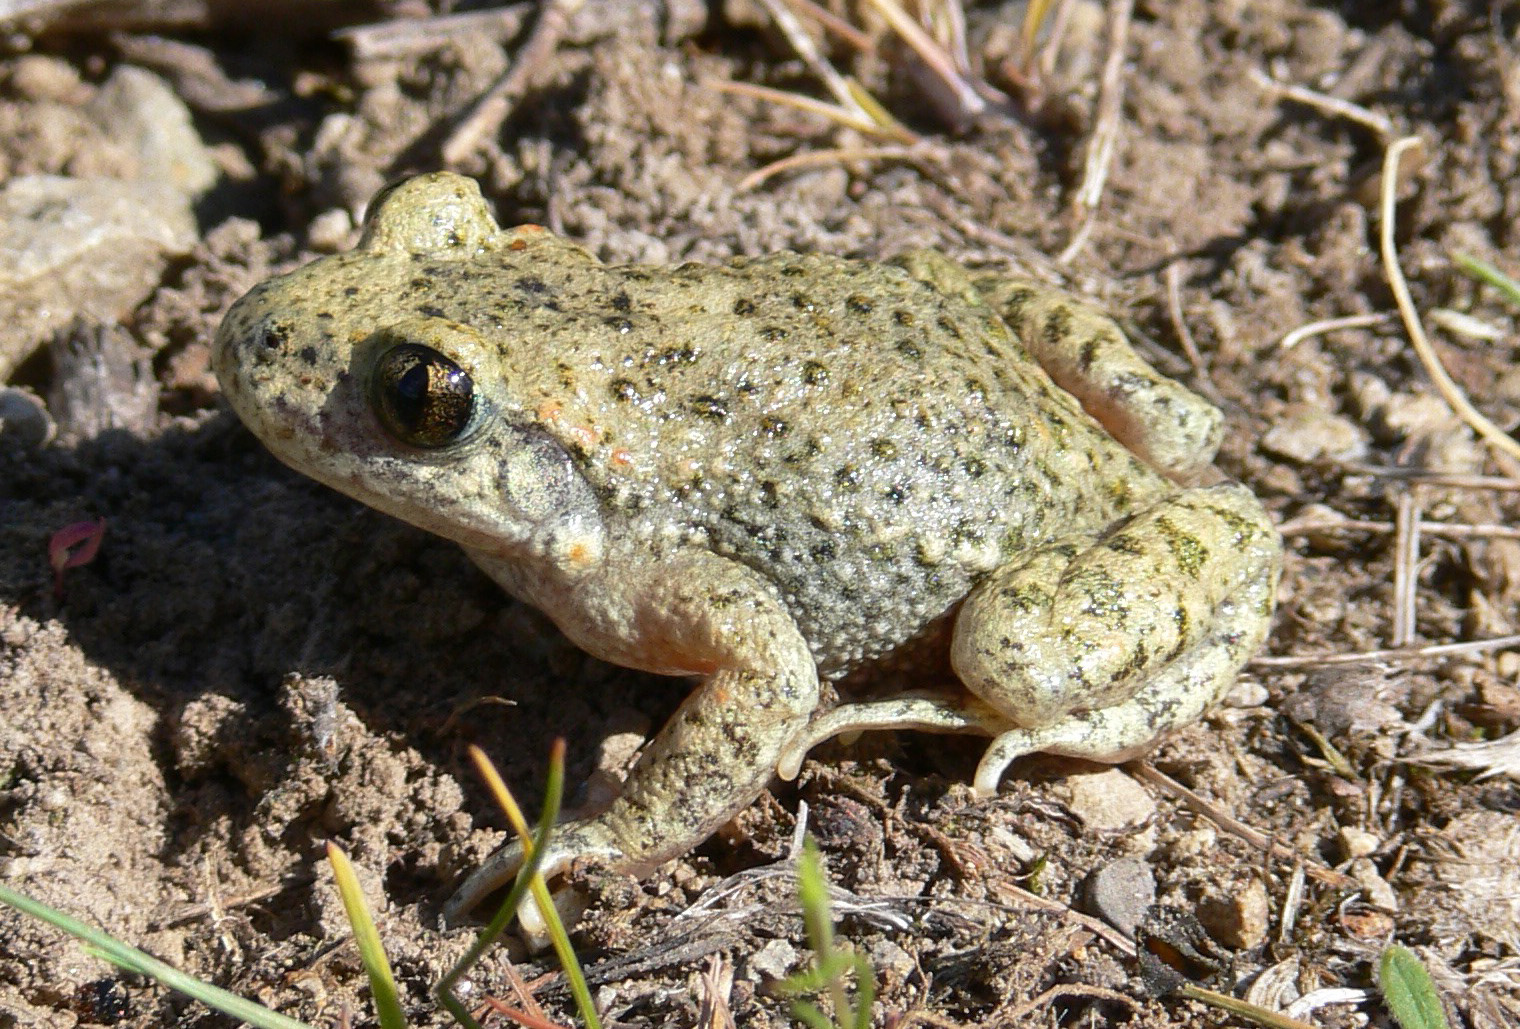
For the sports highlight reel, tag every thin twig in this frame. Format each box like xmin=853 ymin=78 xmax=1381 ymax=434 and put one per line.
xmin=1277 ymin=862 xmax=1307 ymax=944
xmin=335 ymin=5 xmax=532 ymax=61
xmin=863 ymin=0 xmax=988 ymax=122
xmin=695 ymin=953 xmax=736 ymax=1029
xmin=1278 ymin=312 xmax=1395 ymax=349
xmin=1176 ymin=983 xmax=1323 ymax=1029
xmin=1251 ymin=633 xmax=1520 ymax=669
xmin=1034 ymin=0 xmax=1077 ymax=82
xmin=737 ymin=145 xmax=923 ymax=191
xmin=1130 ymin=762 xmax=1357 ymax=888
xmin=441 ymin=0 xmax=583 ymax=165
xmin=758 ymin=0 xmax=864 ymax=116
xmin=778 ymin=0 xmax=873 ymax=52
xmin=1163 ymin=262 xmax=1207 ymax=373
xmin=995 ymin=882 xmax=1138 ymax=956
xmin=1341 ymin=465 xmax=1520 ymax=490
xmin=711 ymin=79 xmax=915 ymax=142
xmin=1391 ymin=489 xmax=1420 ymax=648
xmin=1278 ymin=513 xmax=1520 ymax=541
xmin=1380 ymin=136 xmax=1520 ymax=463
xmin=996 ymin=984 xmax=1139 ymax=1023
xmin=1058 ymin=0 xmax=1133 ymax=263
xmin=1250 ymin=67 xmax=1395 ymax=138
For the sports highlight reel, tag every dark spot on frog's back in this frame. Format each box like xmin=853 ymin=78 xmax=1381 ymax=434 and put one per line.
xmin=652 ymin=345 xmax=698 ymax=367
xmin=845 ymin=293 xmax=873 ymax=314
xmin=801 ymin=361 xmax=828 ymax=386
xmin=516 ymin=276 xmax=549 ymax=294
xmin=610 ymin=290 xmax=632 ymax=313
xmin=733 ymin=297 xmax=756 ymax=316
xmin=298 ymin=346 xmax=320 ymax=366
xmin=688 ymin=395 xmax=730 ymax=422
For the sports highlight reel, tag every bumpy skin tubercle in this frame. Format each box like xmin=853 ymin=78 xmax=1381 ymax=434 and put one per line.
xmin=212 ymin=173 xmax=1281 ymax=923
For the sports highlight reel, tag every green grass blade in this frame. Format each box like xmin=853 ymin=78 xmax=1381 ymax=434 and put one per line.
xmin=0 ymin=882 xmax=312 ymax=1029
xmin=789 ymin=1000 xmax=837 ymax=1029
xmin=849 ymin=952 xmax=875 ymax=1029
xmin=436 ymin=739 xmax=603 ymax=1029
xmin=327 ymin=843 xmax=408 ymax=1029
xmin=795 ymin=842 xmax=835 ymax=957
xmin=1452 ymin=252 xmax=1520 ymax=309
xmin=1378 ymin=944 xmax=1451 ymax=1029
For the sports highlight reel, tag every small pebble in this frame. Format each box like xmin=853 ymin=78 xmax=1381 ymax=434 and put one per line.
xmin=1082 ymin=856 xmax=1156 ymax=937
xmin=1198 ymin=876 xmax=1270 ymax=949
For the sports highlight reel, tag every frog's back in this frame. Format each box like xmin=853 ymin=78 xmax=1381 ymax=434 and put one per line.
xmin=453 ymin=248 xmax=1165 ymax=674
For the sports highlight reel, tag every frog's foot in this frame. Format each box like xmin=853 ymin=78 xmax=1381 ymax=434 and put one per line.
xmin=442 ymin=821 xmax=626 ymax=928
xmin=966 ymin=628 xmax=1256 ymax=794
xmin=775 ymin=692 xmax=1007 ymax=780
xmin=950 ymin=482 xmax=1281 ymax=790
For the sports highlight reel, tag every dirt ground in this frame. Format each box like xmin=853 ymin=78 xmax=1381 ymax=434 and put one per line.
xmin=3 ymin=1 xmax=1519 ymax=1026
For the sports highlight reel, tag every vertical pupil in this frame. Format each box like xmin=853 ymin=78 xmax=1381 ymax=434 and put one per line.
xmin=395 ymin=361 xmax=431 ymax=424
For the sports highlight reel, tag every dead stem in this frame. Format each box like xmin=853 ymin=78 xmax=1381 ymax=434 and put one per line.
xmin=335 ymin=6 xmax=532 ymax=62
xmin=737 ymin=144 xmax=924 ymax=191
xmin=1252 ymin=634 xmax=1520 ymax=669
xmin=1278 ymin=512 xmax=1520 ymax=541
xmin=441 ymin=0 xmax=582 ymax=166
xmin=1380 ymin=136 xmax=1520 ymax=465
xmin=757 ymin=0 xmax=865 ymax=116
xmin=1130 ymin=762 xmax=1357 ymax=889
xmin=1058 ymin=0 xmax=1133 ymax=263
xmin=1391 ymin=489 xmax=1421 ymax=648
xmin=1250 ymin=67 xmax=1395 ymax=139
xmin=1277 ymin=312 xmax=1395 ymax=350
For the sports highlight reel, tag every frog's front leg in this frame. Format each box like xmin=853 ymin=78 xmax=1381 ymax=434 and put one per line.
xmin=443 ymin=554 xmax=818 ymax=923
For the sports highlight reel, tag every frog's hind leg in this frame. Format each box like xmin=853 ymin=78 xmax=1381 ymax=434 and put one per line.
xmin=950 ymin=482 xmax=1281 ymax=794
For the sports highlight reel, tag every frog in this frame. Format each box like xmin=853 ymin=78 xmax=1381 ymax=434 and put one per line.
xmin=212 ymin=172 xmax=1281 ymax=921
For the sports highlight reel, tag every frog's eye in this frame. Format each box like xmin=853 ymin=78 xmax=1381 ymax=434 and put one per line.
xmin=370 ymin=343 xmax=477 ymax=448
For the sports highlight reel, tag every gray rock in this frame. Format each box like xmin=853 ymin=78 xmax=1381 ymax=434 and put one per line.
xmin=1082 ymin=856 xmax=1156 ymax=937
xmin=0 ymin=175 xmax=194 ymax=380
xmin=88 ymin=66 xmax=218 ymax=197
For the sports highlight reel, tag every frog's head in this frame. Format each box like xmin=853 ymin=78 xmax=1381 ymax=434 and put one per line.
xmin=213 ymin=173 xmax=602 ymax=563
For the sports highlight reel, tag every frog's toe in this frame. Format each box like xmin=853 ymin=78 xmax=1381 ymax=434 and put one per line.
xmin=776 ymin=693 xmax=1008 ymax=780
xmin=442 ymin=828 xmax=624 ymax=928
